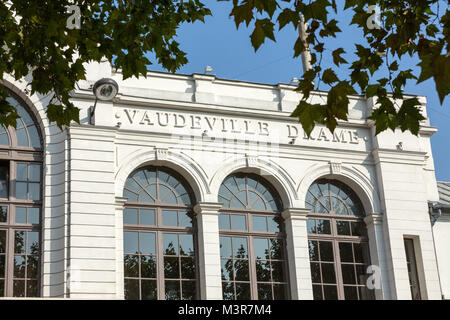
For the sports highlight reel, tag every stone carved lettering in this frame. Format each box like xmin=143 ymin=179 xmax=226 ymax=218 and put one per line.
xmin=120 ymin=108 xmax=361 ymax=145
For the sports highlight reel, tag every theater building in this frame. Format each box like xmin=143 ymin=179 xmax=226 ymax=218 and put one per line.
xmin=0 ymin=60 xmax=448 ymax=300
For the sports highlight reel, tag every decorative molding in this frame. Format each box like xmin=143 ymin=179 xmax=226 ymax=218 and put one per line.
xmin=155 ymin=148 xmax=168 ymax=160
xmin=364 ymin=213 xmax=384 ymax=226
xmin=330 ymin=161 xmax=342 ymax=175
xmin=194 ymin=202 xmax=223 ymax=216
xmin=245 ymin=154 xmax=258 ymax=168
xmin=281 ymin=208 xmax=310 ymax=221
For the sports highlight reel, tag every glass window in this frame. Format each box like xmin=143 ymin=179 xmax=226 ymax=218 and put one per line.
xmin=306 ymin=179 xmax=373 ymax=300
xmin=123 ymin=166 xmax=197 ymax=300
xmin=218 ymin=173 xmax=287 ymax=300
xmin=404 ymin=238 xmax=422 ymax=300
xmin=0 ymin=92 xmax=43 ymax=297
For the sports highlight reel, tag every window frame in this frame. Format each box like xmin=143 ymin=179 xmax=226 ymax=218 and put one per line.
xmin=0 ymin=89 xmax=43 ymax=298
xmin=218 ymin=173 xmax=290 ymax=300
xmin=306 ymin=179 xmax=373 ymax=300
xmin=122 ymin=166 xmax=200 ymax=300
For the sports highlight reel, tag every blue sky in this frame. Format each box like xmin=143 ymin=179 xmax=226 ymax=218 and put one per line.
xmin=146 ymin=1 xmax=450 ymax=182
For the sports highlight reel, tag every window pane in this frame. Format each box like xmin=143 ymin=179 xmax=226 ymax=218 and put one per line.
xmin=337 ymin=220 xmax=351 ymax=236
xmin=321 ymin=263 xmax=336 ymax=284
xmin=123 ymin=208 xmax=138 ymax=225
xmin=232 ymin=237 xmax=248 ymax=258
xmin=222 ymin=282 xmax=234 ymax=300
xmin=179 ymin=211 xmax=192 ymax=227
xmin=15 ymin=207 xmax=27 ymax=224
xmin=273 ymin=284 xmax=286 ymax=300
xmin=26 ymin=280 xmax=38 ymax=297
xmin=0 ymin=256 xmax=3 ymax=277
xmin=356 ymin=265 xmax=367 ymax=285
xmin=344 ymin=286 xmax=358 ymax=300
xmin=220 ymin=237 xmax=232 ymax=258
xmin=29 ymin=164 xmax=41 ymax=182
xmin=29 ymin=183 xmax=40 ymax=200
xmin=235 ymin=283 xmax=251 ymax=300
xmin=124 ymin=255 xmax=139 ymax=278
xmin=27 ymin=232 xmax=39 ymax=254
xmin=140 ymin=232 xmax=156 ymax=255
xmin=319 ymin=241 xmax=334 ymax=262
xmin=0 ymin=167 xmax=7 ymax=199
xmin=255 ymin=260 xmax=271 ymax=281
xmin=342 ymin=264 xmax=356 ymax=284
xmin=0 ymin=230 xmax=4 ymax=253
xmin=13 ymin=280 xmax=25 ymax=297
xmin=16 ymin=128 xmax=29 ymax=147
xmin=27 ymin=255 xmax=39 ymax=278
xmin=141 ymin=280 xmax=157 ymax=300
xmin=310 ymin=263 xmax=321 ymax=283
xmin=14 ymin=231 xmax=25 ymax=254
xmin=253 ymin=216 xmax=267 ymax=232
xmin=0 ymin=207 xmax=6 ymax=223
xmin=254 ymin=238 xmax=269 ymax=259
xmin=123 ymin=232 xmax=138 ymax=254
xmin=308 ymin=240 xmax=319 ymax=261
xmin=234 ymin=260 xmax=249 ymax=281
xmin=0 ymin=280 xmax=3 ymax=297
xmin=141 ymin=256 xmax=156 ymax=279
xmin=231 ymin=214 xmax=246 ymax=231
xmin=267 ymin=217 xmax=280 ymax=232
xmin=351 ymin=221 xmax=366 ymax=236
xmin=17 ymin=164 xmax=27 ymax=181
xmin=181 ymin=257 xmax=195 ymax=279
xmin=16 ymin=182 xmax=27 ymax=200
xmin=353 ymin=243 xmax=364 ymax=263
xmin=219 ymin=214 xmax=230 ymax=230
xmin=312 ymin=285 xmax=323 ymax=300
xmin=307 ymin=219 xmax=316 ymax=234
xmin=165 ymin=280 xmax=180 ymax=300
xmin=257 ymin=283 xmax=272 ymax=300
xmin=124 ymin=279 xmax=139 ymax=300
xmin=179 ymin=234 xmax=194 ymax=256
xmin=14 ymin=256 xmax=25 ymax=278
xmin=339 ymin=243 xmax=354 ymax=263
xmin=182 ymin=281 xmax=196 ymax=300
xmin=162 ymin=210 xmax=178 ymax=227
xmin=316 ymin=219 xmax=331 ymax=234
xmin=323 ymin=285 xmax=338 ymax=300
xmin=271 ymin=261 xmax=284 ymax=282
xmin=28 ymin=208 xmax=40 ymax=225
xmin=163 ymin=234 xmax=178 ymax=255
xmin=270 ymin=239 xmax=283 ymax=260
xmin=164 ymin=257 xmax=180 ymax=279
xmin=221 ymin=259 xmax=232 ymax=280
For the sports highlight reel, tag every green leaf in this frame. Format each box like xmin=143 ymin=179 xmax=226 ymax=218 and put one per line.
xmin=322 ymin=69 xmax=339 ymax=85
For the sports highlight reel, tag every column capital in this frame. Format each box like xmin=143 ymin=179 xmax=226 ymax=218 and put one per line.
xmin=364 ymin=213 xmax=384 ymax=226
xmin=282 ymin=208 xmax=310 ymax=221
xmin=194 ymin=202 xmax=223 ymax=215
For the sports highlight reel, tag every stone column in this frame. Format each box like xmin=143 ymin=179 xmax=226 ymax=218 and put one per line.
xmin=194 ymin=202 xmax=223 ymax=300
xmin=115 ymin=197 xmax=128 ymax=300
xmin=282 ymin=208 xmax=313 ymax=300
xmin=364 ymin=213 xmax=391 ymax=300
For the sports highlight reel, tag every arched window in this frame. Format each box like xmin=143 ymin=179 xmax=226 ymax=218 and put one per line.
xmin=306 ymin=179 xmax=374 ymax=300
xmin=218 ymin=173 xmax=288 ymax=300
xmin=0 ymin=90 xmax=43 ymax=298
xmin=122 ymin=166 xmax=198 ymax=300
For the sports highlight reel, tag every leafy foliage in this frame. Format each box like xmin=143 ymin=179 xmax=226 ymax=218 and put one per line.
xmin=0 ymin=0 xmax=448 ymax=135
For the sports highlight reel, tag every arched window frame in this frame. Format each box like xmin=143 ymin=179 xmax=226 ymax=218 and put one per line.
xmin=306 ymin=178 xmax=374 ymax=300
xmin=218 ymin=173 xmax=290 ymax=300
xmin=0 ymin=89 xmax=43 ymax=298
xmin=122 ymin=166 xmax=199 ymax=300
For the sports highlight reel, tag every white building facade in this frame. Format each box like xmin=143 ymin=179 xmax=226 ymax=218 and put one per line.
xmin=0 ymin=60 xmax=447 ymax=300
